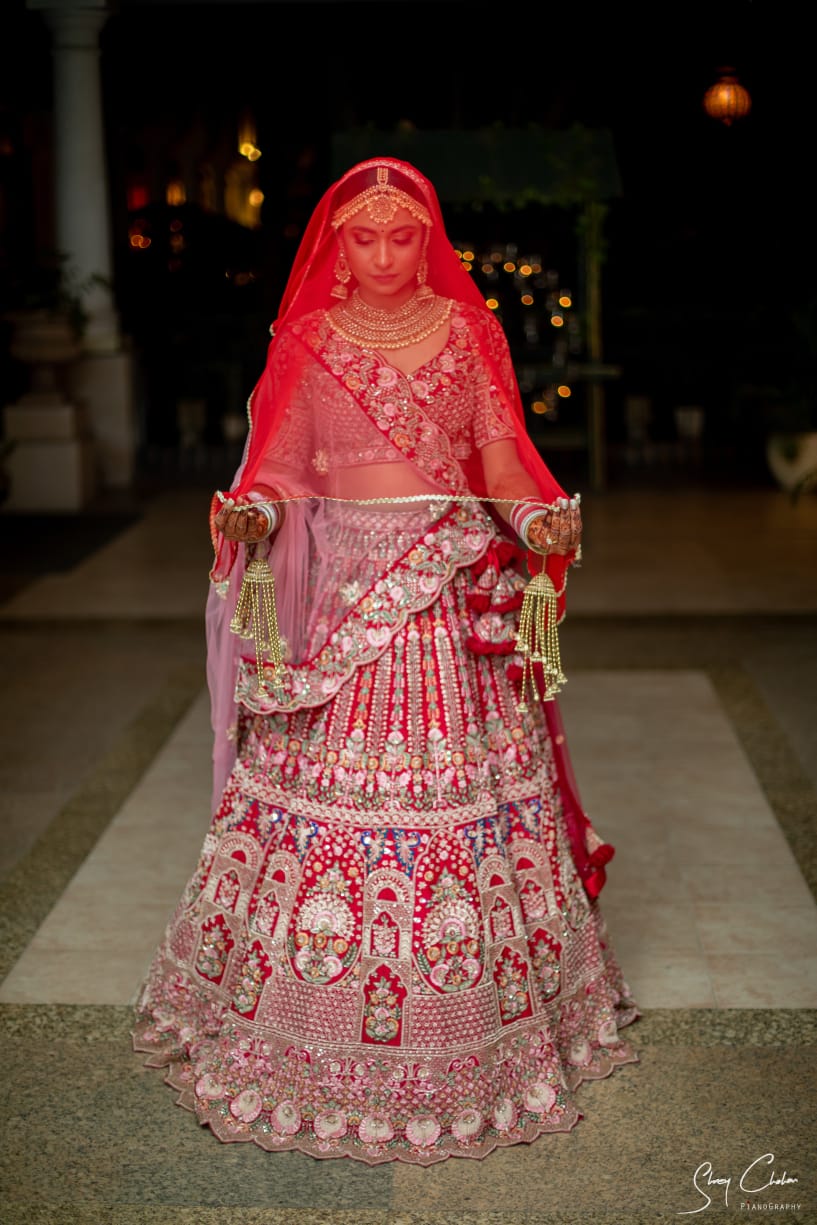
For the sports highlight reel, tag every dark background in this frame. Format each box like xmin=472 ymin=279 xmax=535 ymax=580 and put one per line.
xmin=2 ymin=0 xmax=814 ymax=486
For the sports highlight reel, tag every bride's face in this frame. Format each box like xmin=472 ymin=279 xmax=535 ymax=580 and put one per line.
xmin=340 ymin=206 xmax=425 ymax=307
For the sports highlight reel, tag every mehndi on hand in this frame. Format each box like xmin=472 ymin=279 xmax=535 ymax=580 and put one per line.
xmin=214 ymin=495 xmax=279 ymax=544
xmin=522 ymin=496 xmax=582 ymax=555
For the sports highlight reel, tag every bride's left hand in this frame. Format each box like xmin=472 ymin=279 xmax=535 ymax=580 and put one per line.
xmin=526 ymin=497 xmax=582 ymax=554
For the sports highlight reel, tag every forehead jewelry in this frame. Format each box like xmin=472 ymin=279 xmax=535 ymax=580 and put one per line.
xmin=331 ymin=165 xmax=433 ymax=229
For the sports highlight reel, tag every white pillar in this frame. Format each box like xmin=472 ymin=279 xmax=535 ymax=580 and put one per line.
xmin=27 ymin=0 xmax=137 ymax=487
xmin=30 ymin=0 xmax=120 ymax=353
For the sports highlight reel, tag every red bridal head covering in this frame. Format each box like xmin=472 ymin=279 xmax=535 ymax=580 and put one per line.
xmin=273 ymin=158 xmax=487 ymax=325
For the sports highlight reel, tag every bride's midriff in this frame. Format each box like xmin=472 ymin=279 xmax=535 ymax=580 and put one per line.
xmin=328 ymin=461 xmax=447 ymax=507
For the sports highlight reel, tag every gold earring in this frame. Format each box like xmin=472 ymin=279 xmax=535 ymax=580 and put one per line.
xmin=416 ymin=255 xmax=433 ymax=299
xmin=331 ymin=249 xmax=351 ymax=299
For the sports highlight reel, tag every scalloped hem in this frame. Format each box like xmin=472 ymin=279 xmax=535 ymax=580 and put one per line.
xmin=132 ymin=1008 xmax=640 ymax=1166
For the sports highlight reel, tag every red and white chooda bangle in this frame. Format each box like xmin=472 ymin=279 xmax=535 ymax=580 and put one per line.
xmin=245 ymin=490 xmax=279 ymax=539
xmin=509 ymin=500 xmax=552 ymax=548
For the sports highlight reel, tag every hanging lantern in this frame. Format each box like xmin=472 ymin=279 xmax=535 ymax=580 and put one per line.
xmin=703 ymin=67 xmax=752 ymax=126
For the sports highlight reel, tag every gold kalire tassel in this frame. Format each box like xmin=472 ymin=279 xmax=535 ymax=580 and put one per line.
xmin=230 ymin=557 xmax=285 ymax=696
xmin=515 ymin=570 xmax=567 ymax=711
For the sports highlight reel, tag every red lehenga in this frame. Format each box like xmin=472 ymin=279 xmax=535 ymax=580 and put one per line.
xmin=133 ymin=158 xmax=639 ymax=1164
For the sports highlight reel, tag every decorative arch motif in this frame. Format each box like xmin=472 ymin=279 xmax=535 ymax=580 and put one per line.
xmin=216 ymin=831 xmax=263 ymax=873
xmin=364 ymin=867 xmax=413 ymax=962
xmin=529 ymin=927 xmax=562 ymax=1005
xmin=511 ymin=843 xmax=551 ymax=909
xmin=265 ymin=850 xmax=299 ymax=888
xmin=214 ymin=869 xmax=241 ymax=913
xmin=492 ymin=946 xmax=533 ymax=1024
xmin=361 ymin=964 xmax=406 ymax=1045
xmin=251 ymin=890 xmax=281 ymax=938
xmin=366 ymin=867 xmax=411 ymax=908
xmin=369 ymin=910 xmax=400 ymax=958
xmin=245 ymin=847 xmax=297 ymax=940
xmin=230 ymin=940 xmax=272 ymax=1020
xmin=519 ymin=879 xmax=549 ymax=923
xmin=195 ymin=914 xmax=234 ymax=985
xmin=488 ymin=895 xmax=516 ymax=942
xmin=477 ymin=854 xmax=511 ymax=893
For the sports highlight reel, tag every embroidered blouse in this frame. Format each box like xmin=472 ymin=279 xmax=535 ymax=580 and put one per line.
xmin=262 ymin=302 xmax=519 ymax=480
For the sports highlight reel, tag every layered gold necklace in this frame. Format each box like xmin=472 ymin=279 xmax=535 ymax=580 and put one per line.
xmin=328 ymin=289 xmax=452 ymax=350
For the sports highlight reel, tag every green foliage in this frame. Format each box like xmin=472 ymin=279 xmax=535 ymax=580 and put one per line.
xmin=2 ymin=250 xmax=110 ymax=336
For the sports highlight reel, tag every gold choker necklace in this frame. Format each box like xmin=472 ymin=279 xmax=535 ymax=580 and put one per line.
xmin=328 ymin=290 xmax=452 ymax=350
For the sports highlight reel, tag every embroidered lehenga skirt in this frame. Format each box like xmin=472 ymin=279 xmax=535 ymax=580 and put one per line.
xmin=133 ymin=502 xmax=639 ymax=1164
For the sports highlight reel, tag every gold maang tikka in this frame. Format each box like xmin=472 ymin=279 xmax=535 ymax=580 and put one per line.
xmin=331 ymin=165 xmax=434 ymax=230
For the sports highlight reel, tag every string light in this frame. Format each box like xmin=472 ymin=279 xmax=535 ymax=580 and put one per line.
xmin=454 ymin=244 xmax=580 ymax=428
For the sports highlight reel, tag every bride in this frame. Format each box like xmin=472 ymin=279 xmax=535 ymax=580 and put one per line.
xmin=133 ymin=156 xmax=639 ymax=1165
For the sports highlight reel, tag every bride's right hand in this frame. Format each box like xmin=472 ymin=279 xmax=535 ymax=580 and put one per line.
xmin=214 ymin=497 xmax=273 ymax=543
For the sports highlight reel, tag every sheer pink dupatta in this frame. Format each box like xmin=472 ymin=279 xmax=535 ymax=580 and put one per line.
xmin=206 ymin=499 xmax=311 ymax=812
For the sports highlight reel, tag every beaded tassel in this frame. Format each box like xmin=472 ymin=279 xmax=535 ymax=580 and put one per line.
xmin=230 ymin=557 xmax=285 ymax=696
xmin=515 ymin=570 xmax=567 ymax=711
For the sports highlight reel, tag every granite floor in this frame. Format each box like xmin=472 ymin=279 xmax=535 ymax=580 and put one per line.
xmin=1 ymin=478 xmax=816 ymax=1224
